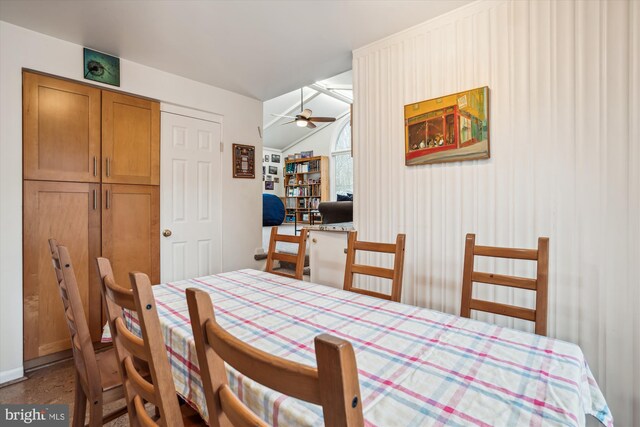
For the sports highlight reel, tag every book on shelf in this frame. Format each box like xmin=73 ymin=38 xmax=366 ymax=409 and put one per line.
xmin=287 ymin=187 xmax=309 ymax=197
xmin=285 ymin=159 xmax=321 ymax=174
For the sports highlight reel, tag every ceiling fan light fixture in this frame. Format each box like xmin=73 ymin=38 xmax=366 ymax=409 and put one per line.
xmin=295 ymin=119 xmax=307 ymax=127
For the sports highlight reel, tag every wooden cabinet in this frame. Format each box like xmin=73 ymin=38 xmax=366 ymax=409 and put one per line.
xmin=102 ymin=184 xmax=160 ymax=288
xmin=22 ymin=71 xmax=160 ymax=364
xmin=23 ymin=72 xmax=101 ymax=182
xmin=102 ymin=91 xmax=160 ymax=185
xmin=23 ymin=181 xmax=102 ymax=360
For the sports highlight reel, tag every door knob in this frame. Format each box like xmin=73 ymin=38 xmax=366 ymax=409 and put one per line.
xmin=162 ymin=229 xmax=172 ymax=237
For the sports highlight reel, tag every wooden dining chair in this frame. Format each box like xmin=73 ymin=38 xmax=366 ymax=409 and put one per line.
xmin=265 ymin=226 xmax=308 ymax=280
xmin=460 ymin=233 xmax=550 ymax=336
xmin=48 ymin=239 xmax=128 ymax=427
xmin=186 ymin=288 xmax=364 ymax=427
xmin=97 ymin=259 xmax=204 ymax=426
xmin=343 ymin=231 xmax=406 ymax=302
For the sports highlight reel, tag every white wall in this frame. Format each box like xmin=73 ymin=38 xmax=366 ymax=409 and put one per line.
xmin=261 ymin=147 xmax=285 ymax=197
xmin=0 ymin=21 xmax=263 ymax=383
xmin=352 ymin=1 xmax=639 ymax=426
xmin=282 ymin=123 xmax=335 ymax=160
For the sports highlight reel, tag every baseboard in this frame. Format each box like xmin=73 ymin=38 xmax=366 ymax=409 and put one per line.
xmin=0 ymin=366 xmax=24 ymax=385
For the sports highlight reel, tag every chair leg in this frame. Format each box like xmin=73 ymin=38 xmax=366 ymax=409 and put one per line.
xmin=88 ymin=400 xmax=103 ymax=427
xmin=72 ymin=373 xmax=87 ymax=427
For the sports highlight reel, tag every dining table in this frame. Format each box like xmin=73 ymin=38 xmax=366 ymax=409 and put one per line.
xmin=110 ymin=269 xmax=613 ymax=427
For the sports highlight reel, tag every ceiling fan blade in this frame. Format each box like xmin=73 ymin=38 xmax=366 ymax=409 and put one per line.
xmin=280 ymin=120 xmax=295 ymax=125
xmin=308 ymin=117 xmax=336 ymax=123
xmin=306 ymin=121 xmax=317 ymax=129
xmin=300 ymin=108 xmax=312 ymax=119
xmin=271 ymin=114 xmax=296 ymax=119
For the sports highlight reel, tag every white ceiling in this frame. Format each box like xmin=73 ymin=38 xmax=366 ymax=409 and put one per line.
xmin=0 ymin=0 xmax=472 ymax=101
xmin=263 ymin=71 xmax=352 ymax=150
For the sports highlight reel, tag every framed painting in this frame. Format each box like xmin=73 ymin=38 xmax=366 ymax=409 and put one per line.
xmin=83 ymin=48 xmax=120 ymax=86
xmin=404 ymin=87 xmax=489 ymax=165
xmin=233 ymin=144 xmax=255 ymax=178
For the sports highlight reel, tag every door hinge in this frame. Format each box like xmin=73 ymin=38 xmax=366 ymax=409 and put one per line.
xmin=220 ymin=142 xmax=224 ymax=152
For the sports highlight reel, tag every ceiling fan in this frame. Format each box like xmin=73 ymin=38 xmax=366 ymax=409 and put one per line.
xmin=272 ymin=88 xmax=336 ymax=129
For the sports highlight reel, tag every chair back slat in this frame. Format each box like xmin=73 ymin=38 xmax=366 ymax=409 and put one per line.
xmin=219 ymin=385 xmax=268 ymax=427
xmin=123 ymin=356 xmax=157 ymax=404
xmin=204 ymin=312 xmax=321 ymax=404
xmin=353 ymin=240 xmax=397 ymax=254
xmin=460 ymin=234 xmax=550 ymax=336
xmin=187 ymin=288 xmax=364 ymax=427
xmin=271 ymin=252 xmax=298 ymax=264
xmin=468 ymin=300 xmax=536 ymax=322
xmin=65 ymin=308 xmax=78 ymax=334
xmin=473 ymin=245 xmax=538 ymax=260
xmin=471 ymin=272 xmax=537 ymax=290
xmin=265 ymin=226 xmax=308 ymax=280
xmin=114 ymin=317 xmax=149 ymax=361
xmin=343 ymin=231 xmax=406 ymax=303
xmin=134 ymin=396 xmax=157 ymax=427
xmin=272 ymin=234 xmax=302 ymax=244
xmin=350 ymin=264 xmax=395 ymax=280
xmin=104 ymin=279 xmax=138 ymax=311
xmin=48 ymin=239 xmax=102 ymax=401
xmin=97 ymin=258 xmax=186 ymax=427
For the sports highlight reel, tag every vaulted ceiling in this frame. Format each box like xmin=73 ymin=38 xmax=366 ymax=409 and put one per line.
xmin=263 ymin=71 xmax=352 ymax=151
xmin=0 ymin=0 xmax=472 ymax=101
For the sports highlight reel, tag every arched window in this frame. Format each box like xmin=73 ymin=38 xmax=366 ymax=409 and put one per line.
xmin=332 ymin=119 xmax=353 ymax=199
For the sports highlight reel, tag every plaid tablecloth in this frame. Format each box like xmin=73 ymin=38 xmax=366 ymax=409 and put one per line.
xmin=118 ymin=269 xmax=612 ymax=427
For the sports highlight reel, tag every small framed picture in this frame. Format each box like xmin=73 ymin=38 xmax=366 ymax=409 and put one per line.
xmin=232 ymin=144 xmax=255 ymax=178
xmin=267 ymin=175 xmax=272 ymax=180
xmin=274 ymin=177 xmax=280 ymax=183
xmin=264 ymin=155 xmax=269 ymax=162
xmin=265 ymin=181 xmax=274 ymax=190
xmin=268 ymin=166 xmax=278 ymax=175
xmin=84 ymin=48 xmax=120 ymax=87
xmin=271 ymin=154 xmax=280 ymax=163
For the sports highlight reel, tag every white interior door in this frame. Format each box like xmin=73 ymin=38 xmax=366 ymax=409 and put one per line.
xmin=160 ymin=110 xmax=222 ymax=282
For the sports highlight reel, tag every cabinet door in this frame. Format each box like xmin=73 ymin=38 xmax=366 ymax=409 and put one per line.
xmin=102 ymin=184 xmax=160 ymax=287
xmin=102 ymin=91 xmax=160 ymax=185
xmin=23 ymin=72 xmax=101 ymax=182
xmin=23 ymin=181 xmax=102 ymax=361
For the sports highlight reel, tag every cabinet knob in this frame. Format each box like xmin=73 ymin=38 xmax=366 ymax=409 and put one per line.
xmin=162 ymin=229 xmax=172 ymax=237
xmin=312 ymin=238 xmax=317 ymax=243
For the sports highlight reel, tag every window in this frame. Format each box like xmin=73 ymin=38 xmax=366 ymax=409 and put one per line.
xmin=332 ymin=120 xmax=353 ymax=198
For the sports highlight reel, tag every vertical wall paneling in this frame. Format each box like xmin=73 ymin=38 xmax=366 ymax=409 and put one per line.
xmin=630 ymin=3 xmax=640 ymax=425
xmin=352 ymin=1 xmax=639 ymax=425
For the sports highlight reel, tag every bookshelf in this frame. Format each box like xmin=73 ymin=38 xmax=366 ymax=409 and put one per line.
xmin=284 ymin=156 xmax=329 ymax=224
